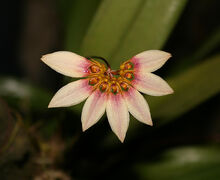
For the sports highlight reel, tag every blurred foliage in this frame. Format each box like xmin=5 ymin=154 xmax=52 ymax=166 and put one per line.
xmin=1 ymin=0 xmax=220 ymax=179
xmin=80 ymin=0 xmax=187 ymax=68
xmin=149 ymin=54 xmax=220 ymax=122
xmin=136 ymin=145 xmax=220 ymax=180
xmin=0 ymin=77 xmax=51 ymax=111
xmin=63 ymin=0 xmax=102 ymax=52
xmin=171 ymin=26 xmax=220 ymax=75
xmin=0 ymin=99 xmax=20 ymax=156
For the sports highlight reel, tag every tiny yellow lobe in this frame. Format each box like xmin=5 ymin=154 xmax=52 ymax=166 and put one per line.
xmin=111 ymin=84 xmax=119 ymax=94
xmin=89 ymin=77 xmax=99 ymax=86
xmin=90 ymin=65 xmax=100 ymax=73
xmin=99 ymin=82 xmax=108 ymax=92
xmin=124 ymin=72 xmax=134 ymax=80
xmin=120 ymin=82 xmax=129 ymax=91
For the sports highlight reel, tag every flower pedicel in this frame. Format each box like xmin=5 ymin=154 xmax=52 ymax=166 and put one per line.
xmin=41 ymin=50 xmax=173 ymax=142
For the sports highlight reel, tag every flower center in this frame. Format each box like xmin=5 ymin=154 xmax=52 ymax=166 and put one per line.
xmin=87 ymin=60 xmax=135 ymax=94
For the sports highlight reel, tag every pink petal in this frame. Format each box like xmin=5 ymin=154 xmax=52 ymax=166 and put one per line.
xmin=41 ymin=51 xmax=91 ymax=78
xmin=48 ymin=79 xmax=92 ymax=108
xmin=81 ymin=90 xmax=107 ymax=131
xmin=131 ymin=50 xmax=171 ymax=72
xmin=123 ymin=87 xmax=152 ymax=126
xmin=133 ymin=72 xmax=174 ymax=96
xmin=106 ymin=93 xmax=129 ymax=142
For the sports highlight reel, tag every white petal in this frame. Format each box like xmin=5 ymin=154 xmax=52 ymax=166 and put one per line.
xmin=133 ymin=72 xmax=174 ymax=96
xmin=81 ymin=90 xmax=107 ymax=131
xmin=48 ymin=79 xmax=92 ymax=108
xmin=123 ymin=87 xmax=152 ymax=126
xmin=131 ymin=50 xmax=171 ymax=72
xmin=41 ymin=51 xmax=91 ymax=78
xmin=106 ymin=93 xmax=129 ymax=142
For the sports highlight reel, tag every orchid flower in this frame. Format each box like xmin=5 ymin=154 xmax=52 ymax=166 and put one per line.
xmin=41 ymin=50 xmax=173 ymax=142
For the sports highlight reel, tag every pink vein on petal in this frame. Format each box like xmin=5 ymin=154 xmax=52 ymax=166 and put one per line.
xmin=106 ymin=93 xmax=129 ymax=142
xmin=82 ymin=90 xmax=107 ymax=131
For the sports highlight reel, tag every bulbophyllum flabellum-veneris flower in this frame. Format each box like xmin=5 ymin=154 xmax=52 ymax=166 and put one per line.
xmin=41 ymin=50 xmax=173 ymax=142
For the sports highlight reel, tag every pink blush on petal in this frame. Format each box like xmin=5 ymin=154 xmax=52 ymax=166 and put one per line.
xmin=79 ymin=59 xmax=93 ymax=76
xmin=130 ymin=57 xmax=141 ymax=70
xmin=81 ymin=89 xmax=107 ymax=131
xmin=81 ymin=79 xmax=94 ymax=92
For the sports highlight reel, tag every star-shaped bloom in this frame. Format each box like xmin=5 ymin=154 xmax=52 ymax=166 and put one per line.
xmin=41 ymin=50 xmax=173 ymax=142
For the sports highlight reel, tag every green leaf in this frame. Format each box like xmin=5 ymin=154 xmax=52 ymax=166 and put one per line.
xmin=64 ymin=0 xmax=102 ymax=52
xmin=148 ymin=54 xmax=220 ymax=123
xmin=80 ymin=0 xmax=143 ymax=59
xmin=135 ymin=145 xmax=220 ymax=180
xmin=80 ymin=0 xmax=187 ymax=68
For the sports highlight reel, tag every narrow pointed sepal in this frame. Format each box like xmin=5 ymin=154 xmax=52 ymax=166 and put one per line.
xmin=133 ymin=72 xmax=174 ymax=96
xmin=81 ymin=90 xmax=107 ymax=131
xmin=123 ymin=87 xmax=152 ymax=126
xmin=41 ymin=51 xmax=91 ymax=78
xmin=48 ymin=79 xmax=92 ymax=108
xmin=106 ymin=93 xmax=129 ymax=142
xmin=131 ymin=50 xmax=171 ymax=72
